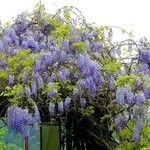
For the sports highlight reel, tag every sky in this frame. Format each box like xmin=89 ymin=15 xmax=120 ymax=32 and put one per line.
xmin=0 ymin=0 xmax=150 ymax=40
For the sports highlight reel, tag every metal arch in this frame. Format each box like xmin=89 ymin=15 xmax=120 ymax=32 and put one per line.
xmin=52 ymin=6 xmax=91 ymax=29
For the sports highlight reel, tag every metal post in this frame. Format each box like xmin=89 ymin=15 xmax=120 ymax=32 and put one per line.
xmin=24 ymin=137 xmax=28 ymax=150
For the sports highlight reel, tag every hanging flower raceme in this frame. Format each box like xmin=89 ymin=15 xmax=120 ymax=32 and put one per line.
xmin=25 ymin=86 xmax=32 ymax=98
xmin=7 ymin=105 xmax=30 ymax=138
xmin=136 ymin=63 xmax=150 ymax=74
xmin=8 ymin=75 xmax=15 ymax=85
xmin=116 ymin=87 xmax=128 ymax=105
xmin=58 ymin=101 xmax=64 ymax=113
xmin=75 ymin=53 xmax=103 ymax=96
xmin=140 ymin=50 xmax=150 ymax=63
xmin=64 ymin=97 xmax=71 ymax=110
xmin=0 ymin=40 xmax=4 ymax=51
xmin=133 ymin=118 xmax=145 ymax=141
xmin=49 ymin=102 xmax=55 ymax=115
xmin=32 ymin=105 xmax=41 ymax=132
xmin=58 ymin=68 xmax=70 ymax=81
xmin=31 ymin=82 xmax=37 ymax=97
xmin=7 ymin=105 xmax=40 ymax=138
xmin=115 ymin=115 xmax=125 ymax=130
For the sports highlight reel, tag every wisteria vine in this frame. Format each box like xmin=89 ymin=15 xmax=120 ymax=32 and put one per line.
xmin=0 ymin=4 xmax=149 ymax=149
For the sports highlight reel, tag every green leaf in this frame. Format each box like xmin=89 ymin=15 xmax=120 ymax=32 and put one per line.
xmin=116 ymin=74 xmax=137 ymax=87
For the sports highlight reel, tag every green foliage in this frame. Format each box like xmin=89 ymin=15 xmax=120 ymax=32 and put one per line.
xmin=0 ymin=70 xmax=8 ymax=79
xmin=80 ymin=106 xmax=94 ymax=117
xmin=15 ymin=49 xmax=31 ymax=57
xmin=7 ymin=49 xmax=34 ymax=75
xmin=115 ymin=117 xmax=150 ymax=150
xmin=64 ymin=7 xmax=72 ymax=19
xmin=116 ymin=142 xmax=135 ymax=150
xmin=49 ymin=18 xmax=62 ymax=29
xmin=101 ymin=114 xmax=112 ymax=122
xmin=72 ymin=41 xmax=87 ymax=52
xmin=59 ymin=80 xmax=75 ymax=98
xmin=102 ymin=58 xmax=122 ymax=74
xmin=97 ymin=26 xmax=106 ymax=41
xmin=0 ymin=127 xmax=7 ymax=137
xmin=46 ymin=82 xmax=60 ymax=91
xmin=51 ymin=23 xmax=71 ymax=40
xmin=51 ymin=93 xmax=62 ymax=103
xmin=144 ymin=80 xmax=150 ymax=87
xmin=43 ymin=82 xmax=62 ymax=103
xmin=116 ymin=74 xmax=137 ymax=87
xmin=1 ymin=84 xmax=24 ymax=104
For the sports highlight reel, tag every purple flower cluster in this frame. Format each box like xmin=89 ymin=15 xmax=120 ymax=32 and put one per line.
xmin=31 ymin=82 xmax=37 ymax=97
xmin=58 ymin=101 xmax=64 ymax=112
xmin=36 ymin=75 xmax=44 ymax=89
xmin=80 ymin=98 xmax=87 ymax=107
xmin=42 ymin=23 xmax=52 ymax=35
xmin=134 ymin=92 xmax=146 ymax=105
xmin=64 ymin=97 xmax=71 ymax=110
xmin=14 ymin=12 xmax=28 ymax=34
xmin=73 ymin=88 xmax=79 ymax=96
xmin=116 ymin=87 xmax=147 ymax=105
xmin=25 ymin=86 xmax=32 ymax=98
xmin=108 ymin=74 xmax=115 ymax=90
xmin=33 ymin=59 xmax=42 ymax=72
xmin=8 ymin=75 xmax=15 ymax=85
xmin=47 ymin=88 xmax=58 ymax=98
xmin=7 ymin=105 xmax=41 ymax=137
xmin=0 ymin=10 xmax=56 ymax=54
xmin=0 ymin=40 xmax=4 ymax=51
xmin=140 ymin=50 xmax=150 ymax=63
xmin=76 ymin=53 xmax=102 ymax=96
xmin=94 ymin=41 xmax=102 ymax=53
xmin=1 ymin=28 xmax=18 ymax=49
xmin=115 ymin=115 xmax=124 ymax=130
xmin=32 ymin=105 xmax=41 ymax=132
xmin=7 ymin=105 xmax=30 ymax=138
xmin=58 ymin=69 xmax=70 ymax=81
xmin=61 ymin=39 xmax=70 ymax=52
xmin=135 ymin=79 xmax=143 ymax=89
xmin=22 ymin=74 xmax=29 ymax=83
xmin=49 ymin=97 xmax=71 ymax=115
xmin=144 ymin=86 xmax=150 ymax=99
xmin=22 ymin=37 xmax=40 ymax=52
xmin=47 ymin=73 xmax=56 ymax=83
xmin=49 ymin=102 xmax=55 ymax=115
xmin=59 ymin=51 xmax=69 ymax=63
xmin=116 ymin=87 xmax=128 ymax=105
xmin=0 ymin=60 xmax=7 ymax=69
xmin=133 ymin=118 xmax=144 ymax=141
xmin=136 ymin=63 xmax=150 ymax=74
